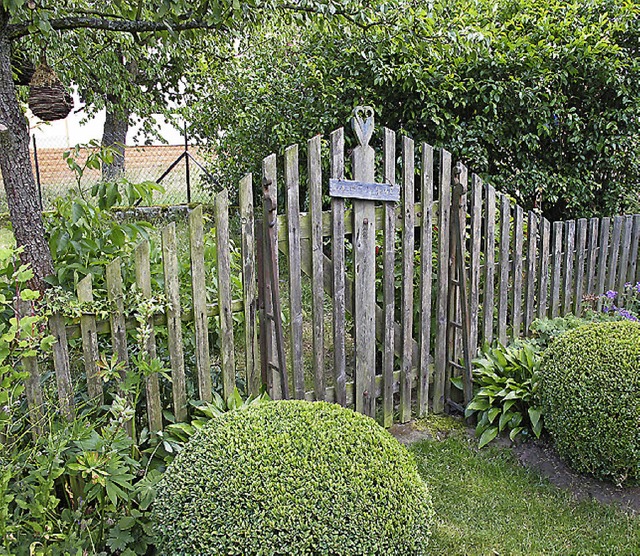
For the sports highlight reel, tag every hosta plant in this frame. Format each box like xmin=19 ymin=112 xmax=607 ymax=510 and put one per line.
xmin=458 ymin=342 xmax=543 ymax=448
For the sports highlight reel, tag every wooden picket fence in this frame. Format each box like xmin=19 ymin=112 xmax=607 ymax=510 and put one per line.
xmin=20 ymin=115 xmax=640 ymax=435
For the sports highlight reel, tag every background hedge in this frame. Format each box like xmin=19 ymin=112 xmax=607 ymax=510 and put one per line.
xmin=539 ymin=321 xmax=640 ymax=484
xmin=152 ymin=400 xmax=434 ymax=555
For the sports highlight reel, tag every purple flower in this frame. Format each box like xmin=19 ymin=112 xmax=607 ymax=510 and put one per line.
xmin=625 ymin=282 xmax=633 ymax=289
xmin=605 ymin=290 xmax=617 ymax=299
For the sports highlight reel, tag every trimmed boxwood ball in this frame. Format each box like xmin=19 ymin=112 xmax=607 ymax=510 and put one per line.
xmin=152 ymin=400 xmax=433 ymax=555
xmin=539 ymin=321 xmax=640 ymax=484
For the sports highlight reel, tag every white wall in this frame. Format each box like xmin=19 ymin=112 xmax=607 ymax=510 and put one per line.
xmin=28 ymin=90 xmax=184 ymax=148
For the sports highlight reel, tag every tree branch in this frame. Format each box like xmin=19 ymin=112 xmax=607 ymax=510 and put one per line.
xmin=8 ymin=16 xmax=226 ymax=40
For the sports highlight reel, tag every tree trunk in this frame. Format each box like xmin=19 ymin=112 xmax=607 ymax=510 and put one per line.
xmin=0 ymin=26 xmax=53 ymax=291
xmin=101 ymin=100 xmax=129 ymax=182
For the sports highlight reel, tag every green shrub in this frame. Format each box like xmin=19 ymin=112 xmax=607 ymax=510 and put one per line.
xmin=539 ymin=321 xmax=640 ymax=485
xmin=152 ymin=400 xmax=434 ymax=555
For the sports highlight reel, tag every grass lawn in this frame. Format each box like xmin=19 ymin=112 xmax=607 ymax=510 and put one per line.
xmin=412 ymin=421 xmax=640 ymax=555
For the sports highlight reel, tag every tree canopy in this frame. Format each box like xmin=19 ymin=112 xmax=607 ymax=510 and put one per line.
xmin=185 ymin=0 xmax=640 ymax=219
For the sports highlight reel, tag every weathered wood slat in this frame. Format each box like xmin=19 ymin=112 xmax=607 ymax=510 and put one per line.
xmin=607 ymin=216 xmax=623 ymax=292
xmin=433 ymin=149 xmax=452 ymax=414
xmin=400 ymin=136 xmax=415 ymax=423
xmin=596 ymin=217 xmax=611 ymax=297
xmin=511 ymin=205 xmax=524 ymax=339
xmin=19 ymin=299 xmax=45 ymax=437
xmin=49 ymin=312 xmax=74 ymax=421
xmin=285 ymin=145 xmax=305 ymax=399
xmin=383 ymin=128 xmax=397 ymax=425
xmin=418 ymin=142 xmax=433 ymax=418
xmin=161 ymin=224 xmax=187 ymax=423
xmin=562 ymin=220 xmax=576 ymax=315
xmin=216 ymin=189 xmax=236 ymax=402
xmin=628 ymin=215 xmax=640 ymax=285
xmin=468 ymin=175 xmax=482 ymax=354
xmin=574 ymin=219 xmax=587 ymax=316
xmin=106 ymin=257 xmax=129 ymax=379
xmin=524 ymin=212 xmax=537 ymax=333
xmin=550 ymin=222 xmax=563 ymax=318
xmin=309 ymin=135 xmax=326 ymax=402
xmin=497 ymin=195 xmax=511 ymax=345
xmin=482 ymin=184 xmax=497 ymax=343
xmin=134 ymin=240 xmax=163 ymax=433
xmin=352 ymin=122 xmax=377 ymax=417
xmin=77 ymin=274 xmax=102 ymax=405
xmin=585 ymin=218 xmax=599 ymax=296
xmin=188 ymin=205 xmax=212 ymax=403
xmin=537 ymin=218 xmax=551 ymax=319
xmin=330 ymin=128 xmax=347 ymax=407
xmin=239 ymin=173 xmax=261 ymax=396
xmin=262 ymin=153 xmax=288 ymax=399
xmin=617 ymin=215 xmax=633 ymax=293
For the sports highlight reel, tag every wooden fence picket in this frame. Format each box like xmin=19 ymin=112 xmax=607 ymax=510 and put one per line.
xmin=309 ymin=135 xmax=326 ymax=402
xmin=330 ymin=128 xmax=347 ymax=407
xmin=537 ymin=218 xmax=551 ymax=319
xmin=607 ymin=216 xmax=623 ymax=292
xmin=482 ymin=184 xmax=497 ymax=344
xmin=497 ymin=195 xmax=511 ymax=345
xmin=562 ymin=220 xmax=576 ymax=316
xmin=596 ymin=217 xmax=611 ymax=298
xmin=628 ymin=215 xmax=640 ymax=285
xmin=511 ymin=205 xmax=524 ymax=340
xmin=20 ymin=299 xmax=45 ymax=437
xmin=216 ymin=189 xmax=236 ymax=402
xmin=524 ymin=211 xmax=537 ymax=333
xmin=618 ymin=216 xmax=633 ymax=293
xmin=383 ymin=128 xmax=397 ymax=425
xmin=585 ymin=218 xmax=599 ymax=296
xmin=134 ymin=240 xmax=163 ymax=433
xmin=285 ymin=144 xmax=305 ymax=399
xmin=400 ymin=136 xmax=415 ymax=423
xmin=550 ymin=222 xmax=563 ymax=318
xmin=77 ymin=274 xmax=102 ymax=405
xmin=468 ymin=175 xmax=482 ymax=353
xmin=573 ymin=219 xmax=587 ymax=316
xmin=49 ymin=313 xmax=74 ymax=421
xmin=239 ymin=173 xmax=261 ymax=397
xmin=161 ymin=224 xmax=188 ymax=423
xmin=189 ymin=205 xmax=213 ymax=403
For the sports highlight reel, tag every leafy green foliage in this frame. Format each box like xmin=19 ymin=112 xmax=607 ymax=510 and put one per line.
xmin=539 ymin=321 xmax=640 ymax=485
xmin=528 ymin=312 xmax=616 ymax=351
xmin=459 ymin=342 xmax=542 ymax=448
xmin=187 ymin=0 xmax=640 ymax=219
xmin=153 ymin=400 xmax=434 ymax=555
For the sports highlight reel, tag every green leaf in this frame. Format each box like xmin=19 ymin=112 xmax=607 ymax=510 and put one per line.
xmin=478 ymin=426 xmax=498 ymax=448
xmin=450 ymin=376 xmax=464 ymax=390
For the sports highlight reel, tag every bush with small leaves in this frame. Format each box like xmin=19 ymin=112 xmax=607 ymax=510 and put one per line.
xmin=152 ymin=400 xmax=434 ymax=555
xmin=539 ymin=321 xmax=640 ymax=485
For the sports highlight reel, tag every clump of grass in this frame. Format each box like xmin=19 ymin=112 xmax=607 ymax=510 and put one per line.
xmin=411 ymin=423 xmax=640 ymax=555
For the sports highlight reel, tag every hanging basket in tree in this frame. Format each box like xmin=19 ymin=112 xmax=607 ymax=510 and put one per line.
xmin=28 ymin=63 xmax=73 ymax=122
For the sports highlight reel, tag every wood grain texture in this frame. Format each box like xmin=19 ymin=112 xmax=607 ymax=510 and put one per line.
xmin=497 ymin=195 xmax=511 ymax=345
xmin=330 ymin=128 xmax=347 ymax=407
xmin=239 ymin=173 xmax=261 ymax=396
xmin=161 ymin=224 xmax=187 ymax=423
xmin=433 ymin=149 xmax=452 ymax=414
xmin=309 ymin=135 xmax=326 ymax=401
xmin=524 ymin=212 xmax=538 ymax=334
xmin=607 ymin=216 xmax=623 ymax=292
xmin=285 ymin=144 xmax=305 ymax=399
xmin=585 ymin=218 xmax=599 ymax=296
xmin=574 ymin=219 xmax=587 ymax=316
xmin=400 ymin=135 xmax=415 ymax=423
xmin=617 ymin=215 xmax=633 ymax=293
xmin=188 ymin=205 xmax=212 ymax=403
xmin=596 ymin=217 xmax=611 ymax=300
xmin=628 ymin=215 xmax=640 ymax=285
xmin=77 ymin=274 xmax=102 ymax=405
xmin=482 ymin=184 xmax=497 ymax=343
xmin=134 ymin=240 xmax=163 ymax=433
xmin=468 ymin=175 xmax=482 ymax=355
xmin=216 ymin=189 xmax=237 ymax=402
xmin=511 ymin=205 xmax=524 ymax=340
xmin=49 ymin=312 xmax=74 ymax=421
xmin=19 ymin=299 xmax=45 ymax=437
xmin=352 ymin=135 xmax=377 ymax=417
xmin=562 ymin=220 xmax=576 ymax=316
xmin=418 ymin=142 xmax=433 ymax=418
xmin=537 ymin=218 xmax=551 ymax=319
xmin=383 ymin=127 xmax=397 ymax=425
xmin=550 ymin=222 xmax=563 ymax=318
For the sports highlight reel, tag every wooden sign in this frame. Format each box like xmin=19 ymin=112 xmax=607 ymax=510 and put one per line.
xmin=329 ymin=178 xmax=400 ymax=202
